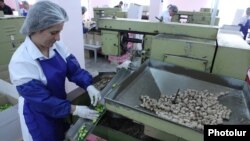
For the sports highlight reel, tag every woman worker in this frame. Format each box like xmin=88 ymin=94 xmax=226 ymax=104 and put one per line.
xmin=238 ymin=7 xmax=250 ymax=40
xmin=8 ymin=1 xmax=101 ymax=141
xmin=159 ymin=4 xmax=178 ymax=23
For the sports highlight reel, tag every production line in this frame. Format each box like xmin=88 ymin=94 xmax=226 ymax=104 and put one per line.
xmin=102 ymin=59 xmax=250 ymax=141
xmin=66 ymin=14 xmax=250 ymax=140
xmin=0 ymin=4 xmax=250 ymax=141
xmin=95 ymin=17 xmax=250 ymax=80
xmin=86 ymin=15 xmax=250 ymax=140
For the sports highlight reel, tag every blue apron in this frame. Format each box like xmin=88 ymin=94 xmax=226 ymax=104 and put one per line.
xmin=24 ymin=50 xmax=69 ymax=141
xmin=239 ymin=19 xmax=250 ymax=40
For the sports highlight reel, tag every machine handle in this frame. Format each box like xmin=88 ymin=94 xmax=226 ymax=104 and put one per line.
xmin=172 ymin=88 xmax=180 ymax=104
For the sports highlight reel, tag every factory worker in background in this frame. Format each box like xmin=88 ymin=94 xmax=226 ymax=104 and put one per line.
xmin=82 ymin=6 xmax=89 ymax=34
xmin=114 ymin=1 xmax=123 ymax=8
xmin=238 ymin=7 xmax=250 ymax=40
xmin=20 ymin=1 xmax=29 ymax=16
xmin=8 ymin=1 xmax=101 ymax=141
xmin=0 ymin=0 xmax=13 ymax=15
xmin=82 ymin=6 xmax=96 ymax=34
xmin=159 ymin=4 xmax=178 ymax=23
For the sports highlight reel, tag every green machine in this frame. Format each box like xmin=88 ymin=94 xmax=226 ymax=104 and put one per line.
xmin=96 ymin=17 xmax=250 ymax=80
xmin=103 ymin=59 xmax=250 ymax=141
xmin=92 ymin=7 xmax=127 ymax=22
xmin=91 ymin=17 xmax=250 ymax=141
xmin=172 ymin=8 xmax=220 ymax=25
xmin=67 ymin=15 xmax=250 ymax=140
xmin=0 ymin=16 xmax=25 ymax=82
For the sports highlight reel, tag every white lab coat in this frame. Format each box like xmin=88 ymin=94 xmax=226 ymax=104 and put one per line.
xmin=238 ymin=15 xmax=250 ymax=26
xmin=9 ymin=37 xmax=70 ymax=141
xmin=20 ymin=8 xmax=28 ymax=16
xmin=160 ymin=10 xmax=172 ymax=23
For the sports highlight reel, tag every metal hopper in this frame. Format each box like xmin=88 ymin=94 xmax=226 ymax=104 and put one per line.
xmin=104 ymin=59 xmax=250 ymax=141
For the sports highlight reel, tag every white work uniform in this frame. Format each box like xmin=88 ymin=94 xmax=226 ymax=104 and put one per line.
xmin=9 ymin=37 xmax=70 ymax=141
xmin=160 ymin=10 xmax=172 ymax=23
xmin=238 ymin=15 xmax=250 ymax=25
xmin=20 ymin=8 xmax=28 ymax=16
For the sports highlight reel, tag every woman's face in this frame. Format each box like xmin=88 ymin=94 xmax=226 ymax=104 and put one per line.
xmin=169 ymin=11 xmax=175 ymax=16
xmin=35 ymin=23 xmax=64 ymax=49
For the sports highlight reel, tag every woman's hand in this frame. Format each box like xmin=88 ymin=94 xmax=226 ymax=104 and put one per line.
xmin=87 ymin=85 xmax=101 ymax=106
xmin=72 ymin=105 xmax=99 ymax=120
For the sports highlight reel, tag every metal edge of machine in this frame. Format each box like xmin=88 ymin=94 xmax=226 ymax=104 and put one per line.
xmin=103 ymin=59 xmax=250 ymax=141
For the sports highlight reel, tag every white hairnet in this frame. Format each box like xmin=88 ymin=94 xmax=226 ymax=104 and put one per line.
xmin=20 ymin=1 xmax=68 ymax=35
xmin=168 ymin=4 xmax=178 ymax=13
xmin=247 ymin=7 xmax=250 ymax=15
xmin=82 ymin=6 xmax=87 ymax=15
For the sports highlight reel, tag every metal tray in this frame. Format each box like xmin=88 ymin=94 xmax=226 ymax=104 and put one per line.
xmin=65 ymin=108 xmax=106 ymax=141
xmin=105 ymin=59 xmax=250 ymax=130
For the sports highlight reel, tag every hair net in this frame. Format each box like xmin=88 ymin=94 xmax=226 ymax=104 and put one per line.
xmin=82 ymin=6 xmax=87 ymax=15
xmin=247 ymin=7 xmax=250 ymax=15
xmin=20 ymin=1 xmax=68 ymax=35
xmin=168 ymin=4 xmax=178 ymax=13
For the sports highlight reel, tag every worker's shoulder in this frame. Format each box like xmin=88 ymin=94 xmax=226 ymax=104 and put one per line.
xmin=9 ymin=47 xmax=33 ymax=71
xmin=54 ymin=41 xmax=70 ymax=58
xmin=11 ymin=42 xmax=28 ymax=59
xmin=9 ymin=44 xmax=37 ymax=78
xmin=160 ymin=10 xmax=168 ymax=16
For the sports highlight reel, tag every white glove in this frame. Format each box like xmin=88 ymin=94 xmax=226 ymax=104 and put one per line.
xmin=87 ymin=85 xmax=101 ymax=106
xmin=73 ymin=105 xmax=99 ymax=120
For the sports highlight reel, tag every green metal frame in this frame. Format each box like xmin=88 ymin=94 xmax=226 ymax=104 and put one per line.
xmin=105 ymin=101 xmax=203 ymax=141
xmin=212 ymin=32 xmax=250 ymax=80
xmin=0 ymin=17 xmax=25 ymax=65
xmin=92 ymin=8 xmax=126 ymax=22
xmin=93 ymin=125 xmax=140 ymax=141
xmin=0 ymin=17 xmax=25 ymax=82
xmin=172 ymin=9 xmax=220 ymax=25
xmin=101 ymin=30 xmax=120 ymax=55
xmin=150 ymin=34 xmax=216 ymax=72
xmin=97 ymin=18 xmax=250 ymax=80
xmin=144 ymin=125 xmax=187 ymax=141
xmin=97 ymin=18 xmax=218 ymax=40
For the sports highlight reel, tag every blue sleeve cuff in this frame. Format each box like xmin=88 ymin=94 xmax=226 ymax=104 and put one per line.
xmin=17 ymin=79 xmax=71 ymax=118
